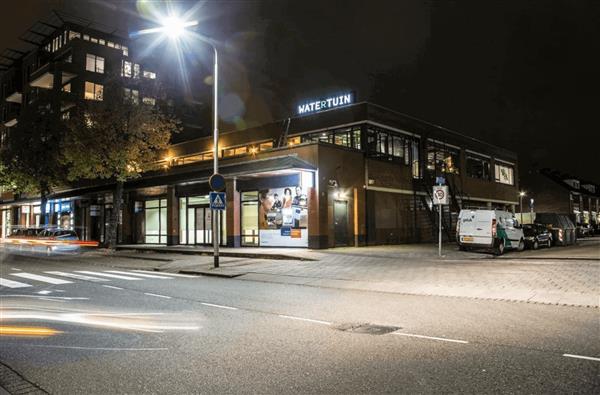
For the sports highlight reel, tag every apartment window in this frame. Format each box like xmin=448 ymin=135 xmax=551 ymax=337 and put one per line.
xmin=86 ymin=54 xmax=105 ymax=73
xmin=107 ymin=41 xmax=115 ymax=48
xmin=288 ymin=136 xmax=301 ymax=146
xmin=68 ymin=31 xmax=81 ymax=40
xmin=133 ymin=64 xmax=141 ymax=79
xmin=122 ymin=46 xmax=129 ymax=56
xmin=494 ymin=162 xmax=514 ymax=185
xmin=90 ymin=37 xmax=98 ymax=43
xmin=142 ymin=97 xmax=156 ymax=105
xmin=466 ymin=155 xmax=491 ymax=180
xmin=84 ymin=81 xmax=103 ymax=101
xmin=123 ymin=88 xmax=139 ymax=104
xmin=143 ymin=70 xmax=157 ymax=79
xmin=426 ymin=143 xmax=460 ymax=174
xmin=83 ymin=34 xmax=90 ymax=41
xmin=122 ymin=60 xmax=132 ymax=77
xmin=98 ymin=39 xmax=106 ymax=45
xmin=62 ymin=83 xmax=71 ymax=93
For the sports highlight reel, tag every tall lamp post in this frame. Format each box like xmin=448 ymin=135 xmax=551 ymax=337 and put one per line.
xmin=133 ymin=16 xmax=221 ymax=267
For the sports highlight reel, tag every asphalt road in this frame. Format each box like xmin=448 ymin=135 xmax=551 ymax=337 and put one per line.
xmin=1 ymin=249 xmax=598 ymax=394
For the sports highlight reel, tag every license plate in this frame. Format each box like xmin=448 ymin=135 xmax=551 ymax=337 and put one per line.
xmin=462 ymin=236 xmax=473 ymax=242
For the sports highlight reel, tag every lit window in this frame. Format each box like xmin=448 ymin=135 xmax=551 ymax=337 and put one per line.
xmin=84 ymin=81 xmax=103 ymax=101
xmin=494 ymin=163 xmax=514 ymax=185
xmin=143 ymin=70 xmax=157 ymax=79
xmin=133 ymin=64 xmax=140 ymax=79
xmin=142 ymin=97 xmax=156 ymax=105
xmin=68 ymin=31 xmax=80 ymax=40
xmin=259 ymin=141 xmax=273 ymax=151
xmin=86 ymin=54 xmax=104 ymax=73
xmin=61 ymin=112 xmax=70 ymax=121
xmin=123 ymin=88 xmax=139 ymax=104
xmin=90 ymin=37 xmax=98 ymax=44
xmin=107 ymin=41 xmax=115 ymax=48
xmin=115 ymin=43 xmax=121 ymax=50
xmin=122 ymin=46 xmax=128 ymax=56
xmin=234 ymin=146 xmax=247 ymax=155
xmin=83 ymin=34 xmax=90 ymax=41
xmin=122 ymin=60 xmax=132 ymax=77
xmin=288 ymin=136 xmax=301 ymax=146
xmin=62 ymin=83 xmax=71 ymax=93
xmin=98 ymin=39 xmax=105 ymax=45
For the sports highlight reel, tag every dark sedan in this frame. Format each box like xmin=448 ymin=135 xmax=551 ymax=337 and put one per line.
xmin=522 ymin=223 xmax=552 ymax=249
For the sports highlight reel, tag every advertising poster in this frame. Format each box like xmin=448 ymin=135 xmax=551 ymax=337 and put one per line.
xmin=259 ymin=186 xmax=308 ymax=247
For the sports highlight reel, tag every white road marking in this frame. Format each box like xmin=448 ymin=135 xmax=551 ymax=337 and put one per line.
xmin=392 ymin=332 xmax=469 ymax=344
xmin=144 ymin=292 xmax=171 ymax=299
xmin=278 ymin=314 xmax=332 ymax=325
xmin=37 ymin=290 xmax=52 ymax=295
xmin=0 ymin=277 xmax=32 ymax=288
xmin=102 ymin=285 xmax=123 ymax=290
xmin=10 ymin=273 xmax=72 ymax=285
xmin=132 ymin=270 xmax=196 ymax=278
xmin=563 ymin=353 xmax=600 ymax=362
xmin=45 ymin=271 xmax=109 ymax=282
xmin=106 ymin=270 xmax=172 ymax=279
xmin=75 ymin=271 xmax=142 ymax=280
xmin=10 ymin=268 xmax=21 ymax=271
xmin=201 ymin=302 xmax=238 ymax=310
xmin=15 ymin=345 xmax=169 ymax=351
xmin=0 ymin=295 xmax=88 ymax=300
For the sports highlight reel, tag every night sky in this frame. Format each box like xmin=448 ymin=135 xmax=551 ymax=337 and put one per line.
xmin=1 ymin=0 xmax=598 ymax=182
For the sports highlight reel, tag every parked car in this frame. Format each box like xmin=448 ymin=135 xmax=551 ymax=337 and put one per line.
xmin=522 ymin=223 xmax=552 ymax=249
xmin=534 ymin=213 xmax=577 ymax=246
xmin=457 ymin=209 xmax=525 ymax=255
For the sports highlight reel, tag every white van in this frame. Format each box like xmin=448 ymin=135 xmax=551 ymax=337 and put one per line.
xmin=457 ymin=209 xmax=525 ymax=255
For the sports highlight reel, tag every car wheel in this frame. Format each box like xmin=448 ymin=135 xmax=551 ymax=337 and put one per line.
xmin=517 ymin=239 xmax=525 ymax=252
xmin=495 ymin=240 xmax=505 ymax=256
xmin=533 ymin=240 xmax=539 ymax=250
xmin=547 ymin=238 xmax=552 ymax=248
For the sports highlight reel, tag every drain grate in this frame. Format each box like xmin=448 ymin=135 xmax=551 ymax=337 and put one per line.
xmin=334 ymin=323 xmax=401 ymax=335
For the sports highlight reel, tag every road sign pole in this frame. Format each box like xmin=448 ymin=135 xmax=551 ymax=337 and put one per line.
xmin=213 ymin=208 xmax=219 ymax=268
xmin=438 ymin=203 xmax=442 ymax=257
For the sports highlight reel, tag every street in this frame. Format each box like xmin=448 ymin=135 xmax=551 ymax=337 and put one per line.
xmin=1 ymin=244 xmax=599 ymax=394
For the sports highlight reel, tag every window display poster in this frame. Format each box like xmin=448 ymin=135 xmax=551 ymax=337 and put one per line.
xmin=259 ymin=186 xmax=308 ymax=247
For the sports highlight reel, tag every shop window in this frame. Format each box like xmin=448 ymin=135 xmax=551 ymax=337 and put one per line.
xmin=466 ymin=155 xmax=491 ymax=180
xmin=234 ymin=146 xmax=247 ymax=155
xmin=288 ymin=136 xmax=301 ymax=146
xmin=494 ymin=163 xmax=514 ymax=185
xmin=426 ymin=143 xmax=460 ymax=174
xmin=84 ymin=81 xmax=103 ymax=101
xmin=144 ymin=199 xmax=167 ymax=244
xmin=86 ymin=54 xmax=104 ymax=74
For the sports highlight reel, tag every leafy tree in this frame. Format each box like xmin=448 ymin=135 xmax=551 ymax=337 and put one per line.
xmin=62 ymin=77 xmax=179 ymax=248
xmin=0 ymin=97 xmax=66 ymax=225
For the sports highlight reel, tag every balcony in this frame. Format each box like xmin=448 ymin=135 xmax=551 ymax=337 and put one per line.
xmin=3 ymin=118 xmax=17 ymax=127
xmin=29 ymin=62 xmax=77 ymax=90
xmin=5 ymin=91 xmax=22 ymax=104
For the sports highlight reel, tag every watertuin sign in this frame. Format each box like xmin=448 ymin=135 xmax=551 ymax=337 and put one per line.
xmin=297 ymin=93 xmax=354 ymax=115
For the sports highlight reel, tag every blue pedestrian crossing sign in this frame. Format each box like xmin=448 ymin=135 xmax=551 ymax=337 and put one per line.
xmin=209 ymin=192 xmax=226 ymax=210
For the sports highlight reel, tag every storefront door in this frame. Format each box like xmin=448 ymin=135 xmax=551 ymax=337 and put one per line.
xmin=334 ymin=200 xmax=349 ymax=246
xmin=193 ymin=206 xmax=213 ymax=245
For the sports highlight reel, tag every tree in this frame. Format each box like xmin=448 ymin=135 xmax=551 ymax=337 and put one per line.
xmin=0 ymin=97 xmax=67 ymax=225
xmin=62 ymin=78 xmax=179 ymax=249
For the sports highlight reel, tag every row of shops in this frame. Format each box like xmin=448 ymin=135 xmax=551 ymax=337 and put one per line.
xmin=1 ymin=100 xmax=522 ymax=248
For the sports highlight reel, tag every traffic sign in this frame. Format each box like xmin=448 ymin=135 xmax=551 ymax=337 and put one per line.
xmin=209 ymin=173 xmax=226 ymax=192
xmin=432 ymin=185 xmax=449 ymax=205
xmin=209 ymin=192 xmax=226 ymax=210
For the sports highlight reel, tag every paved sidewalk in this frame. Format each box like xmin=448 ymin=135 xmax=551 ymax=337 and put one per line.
xmin=94 ymin=239 xmax=600 ymax=308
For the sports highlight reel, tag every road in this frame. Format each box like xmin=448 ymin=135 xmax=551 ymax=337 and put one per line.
xmin=1 ymin=248 xmax=598 ymax=394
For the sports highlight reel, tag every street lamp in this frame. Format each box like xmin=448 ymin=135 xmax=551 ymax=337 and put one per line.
xmin=519 ymin=191 xmax=526 ymax=224
xmin=133 ymin=14 xmax=221 ymax=268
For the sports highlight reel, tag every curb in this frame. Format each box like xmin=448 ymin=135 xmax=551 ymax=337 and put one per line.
xmin=179 ymin=270 xmax=246 ymax=278
xmin=115 ymin=247 xmax=316 ymax=261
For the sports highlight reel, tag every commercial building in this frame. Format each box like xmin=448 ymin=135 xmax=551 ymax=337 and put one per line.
xmin=1 ymin=16 xmax=521 ymax=249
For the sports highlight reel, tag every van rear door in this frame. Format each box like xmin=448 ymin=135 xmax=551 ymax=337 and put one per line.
xmin=459 ymin=210 xmax=493 ymax=246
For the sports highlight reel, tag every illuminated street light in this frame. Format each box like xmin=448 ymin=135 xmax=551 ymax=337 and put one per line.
xmin=519 ymin=191 xmax=526 ymax=224
xmin=132 ymin=12 xmax=221 ymax=268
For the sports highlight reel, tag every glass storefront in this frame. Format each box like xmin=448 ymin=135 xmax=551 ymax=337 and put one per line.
xmin=241 ymin=191 xmax=259 ymax=246
xmin=179 ymin=195 xmax=226 ymax=245
xmin=145 ymin=199 xmax=167 ymax=243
